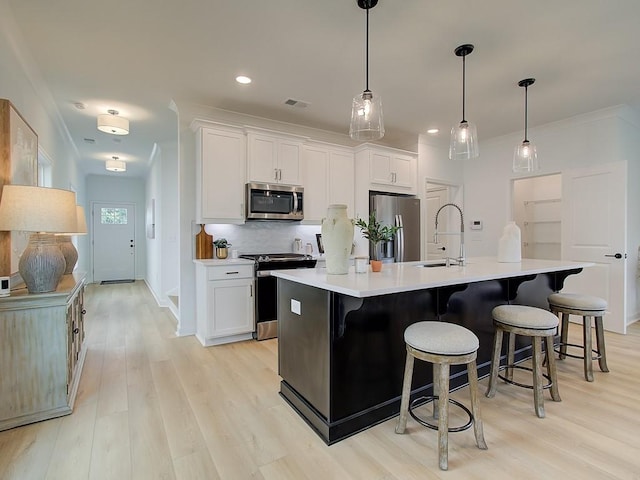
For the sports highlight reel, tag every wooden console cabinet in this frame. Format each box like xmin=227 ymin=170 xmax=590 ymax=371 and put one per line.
xmin=0 ymin=272 xmax=87 ymax=431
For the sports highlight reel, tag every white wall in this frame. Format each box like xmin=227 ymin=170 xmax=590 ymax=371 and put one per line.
xmin=0 ymin=1 xmax=86 ymax=273
xmin=86 ymin=175 xmax=147 ymax=283
xmin=463 ymin=105 xmax=640 ymax=325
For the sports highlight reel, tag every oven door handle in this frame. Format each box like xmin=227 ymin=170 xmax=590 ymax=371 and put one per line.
xmin=256 ymin=270 xmax=273 ymax=277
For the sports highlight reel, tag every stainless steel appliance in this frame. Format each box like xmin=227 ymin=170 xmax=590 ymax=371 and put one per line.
xmin=246 ymin=183 xmax=304 ymax=221
xmin=369 ymin=192 xmax=421 ymax=262
xmin=239 ymin=253 xmax=316 ymax=340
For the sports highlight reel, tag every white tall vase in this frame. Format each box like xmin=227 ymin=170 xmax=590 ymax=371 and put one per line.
xmin=321 ymin=204 xmax=354 ymax=275
xmin=497 ymin=221 xmax=522 ymax=262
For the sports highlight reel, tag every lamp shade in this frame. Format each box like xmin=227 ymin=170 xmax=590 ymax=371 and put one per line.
xmin=75 ymin=206 xmax=88 ymax=235
xmin=0 ymin=185 xmax=77 ymax=233
xmin=97 ymin=112 xmax=129 ymax=135
xmin=106 ymin=159 xmax=126 ymax=172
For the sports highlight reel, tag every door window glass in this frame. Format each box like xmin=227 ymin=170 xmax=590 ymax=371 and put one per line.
xmin=101 ymin=208 xmax=128 ymax=224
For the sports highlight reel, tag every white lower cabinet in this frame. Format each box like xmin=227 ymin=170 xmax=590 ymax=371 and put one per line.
xmin=195 ymin=262 xmax=255 ymax=346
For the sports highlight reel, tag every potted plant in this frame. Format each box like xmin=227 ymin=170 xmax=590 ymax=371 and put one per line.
xmin=355 ymin=211 xmax=401 ymax=272
xmin=213 ymin=238 xmax=232 ymax=259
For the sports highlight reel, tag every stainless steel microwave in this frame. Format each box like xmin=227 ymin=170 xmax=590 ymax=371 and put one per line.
xmin=246 ymin=183 xmax=304 ymax=221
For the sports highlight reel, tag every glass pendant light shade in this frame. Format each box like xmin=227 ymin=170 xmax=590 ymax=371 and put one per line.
xmin=449 ymin=44 xmax=478 ymax=160
xmin=513 ymin=78 xmax=538 ymax=173
xmin=349 ymin=0 xmax=384 ymax=141
xmin=350 ymin=90 xmax=384 ymax=140
xmin=513 ymin=140 xmax=538 ymax=172
xmin=449 ymin=120 xmax=479 ymax=160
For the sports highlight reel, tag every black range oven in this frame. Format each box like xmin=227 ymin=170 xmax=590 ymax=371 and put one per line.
xmin=239 ymin=253 xmax=317 ymax=340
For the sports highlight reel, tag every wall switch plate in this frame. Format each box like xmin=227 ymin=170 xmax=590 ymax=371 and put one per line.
xmin=291 ymin=299 xmax=301 ymax=315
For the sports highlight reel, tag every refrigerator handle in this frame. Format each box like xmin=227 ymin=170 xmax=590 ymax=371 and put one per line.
xmin=395 ymin=214 xmax=404 ymax=262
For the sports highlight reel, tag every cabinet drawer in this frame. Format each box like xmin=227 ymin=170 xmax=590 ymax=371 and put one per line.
xmin=207 ymin=264 xmax=254 ymax=280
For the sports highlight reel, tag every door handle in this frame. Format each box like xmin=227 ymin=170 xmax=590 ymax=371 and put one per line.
xmin=604 ymin=253 xmax=623 ymax=259
xmin=439 ymin=246 xmax=446 ymax=251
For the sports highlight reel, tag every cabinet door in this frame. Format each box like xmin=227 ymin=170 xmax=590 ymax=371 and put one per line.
xmin=199 ymin=128 xmax=246 ymax=222
xmin=392 ymin=155 xmax=417 ymax=191
xmin=369 ymin=151 xmax=393 ymax=185
xmin=277 ymin=140 xmax=302 ymax=185
xmin=207 ymin=279 xmax=254 ymax=338
xmin=303 ymin=146 xmax=329 ymax=222
xmin=329 ymin=150 xmax=355 ymax=216
xmin=247 ymin=134 xmax=278 ymax=183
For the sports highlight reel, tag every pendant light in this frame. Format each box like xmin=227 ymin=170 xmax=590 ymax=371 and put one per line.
xmin=513 ymin=78 xmax=538 ymax=173
xmin=449 ymin=44 xmax=479 ymax=160
xmin=349 ymin=0 xmax=384 ymax=141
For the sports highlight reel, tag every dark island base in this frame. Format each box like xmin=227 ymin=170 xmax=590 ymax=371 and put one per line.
xmin=277 ymin=269 xmax=581 ymax=445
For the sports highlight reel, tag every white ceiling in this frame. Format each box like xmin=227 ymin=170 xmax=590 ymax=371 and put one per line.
xmin=7 ymin=0 xmax=640 ymax=178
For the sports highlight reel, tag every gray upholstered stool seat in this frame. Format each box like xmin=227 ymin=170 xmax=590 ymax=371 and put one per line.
xmin=486 ymin=305 xmax=561 ymax=418
xmin=396 ymin=321 xmax=487 ymax=471
xmin=548 ymin=292 xmax=609 ymax=382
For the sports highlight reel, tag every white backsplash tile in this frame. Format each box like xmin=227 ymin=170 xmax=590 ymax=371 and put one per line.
xmin=204 ymin=223 xmax=322 ymax=255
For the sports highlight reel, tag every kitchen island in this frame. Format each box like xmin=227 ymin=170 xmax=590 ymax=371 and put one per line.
xmin=272 ymin=257 xmax=590 ymax=444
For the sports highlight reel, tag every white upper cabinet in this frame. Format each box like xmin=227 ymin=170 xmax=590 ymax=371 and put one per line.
xmin=356 ymin=144 xmax=418 ymax=194
xmin=302 ymin=142 xmax=354 ymax=223
xmin=193 ymin=121 xmax=246 ymax=224
xmin=246 ymin=128 xmax=307 ymax=185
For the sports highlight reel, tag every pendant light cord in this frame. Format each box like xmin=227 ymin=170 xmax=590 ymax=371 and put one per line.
xmin=523 ymin=85 xmax=529 ymax=142
xmin=461 ymin=53 xmax=466 ymax=122
xmin=365 ymin=5 xmax=370 ymax=92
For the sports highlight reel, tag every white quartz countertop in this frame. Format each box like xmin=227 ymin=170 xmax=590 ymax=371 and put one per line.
xmin=271 ymin=257 xmax=593 ymax=298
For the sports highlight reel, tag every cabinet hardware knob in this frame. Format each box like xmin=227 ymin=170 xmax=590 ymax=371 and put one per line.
xmin=73 ymin=328 xmax=79 ymax=334
xmin=82 ymin=309 xmax=87 ymax=314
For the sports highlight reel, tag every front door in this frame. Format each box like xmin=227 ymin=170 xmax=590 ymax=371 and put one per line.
xmin=561 ymin=161 xmax=627 ymax=334
xmin=92 ymin=202 xmax=136 ymax=282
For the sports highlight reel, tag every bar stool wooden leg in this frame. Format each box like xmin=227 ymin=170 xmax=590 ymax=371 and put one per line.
xmin=437 ymin=362 xmax=450 ymax=471
xmin=432 ymin=363 xmax=440 ymax=419
xmin=467 ymin=360 xmax=488 ymax=450
xmin=532 ymin=337 xmax=545 ymax=418
xmin=595 ymin=316 xmax=609 ymax=372
xmin=506 ymin=332 xmax=516 ymax=382
xmin=396 ymin=351 xmax=414 ymax=434
xmin=559 ymin=312 xmax=569 ymax=359
xmin=583 ymin=315 xmax=594 ymax=382
xmin=486 ymin=328 xmax=503 ymax=398
xmin=544 ymin=335 xmax=561 ymax=402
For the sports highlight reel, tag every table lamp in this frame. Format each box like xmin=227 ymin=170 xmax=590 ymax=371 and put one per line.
xmin=0 ymin=185 xmax=77 ymax=293
xmin=56 ymin=205 xmax=88 ymax=274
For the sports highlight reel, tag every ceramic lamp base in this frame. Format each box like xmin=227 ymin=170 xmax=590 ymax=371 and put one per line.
xmin=57 ymin=235 xmax=78 ymax=274
xmin=19 ymin=233 xmax=66 ymax=293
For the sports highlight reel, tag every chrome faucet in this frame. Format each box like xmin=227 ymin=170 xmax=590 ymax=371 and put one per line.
xmin=434 ymin=203 xmax=465 ymax=266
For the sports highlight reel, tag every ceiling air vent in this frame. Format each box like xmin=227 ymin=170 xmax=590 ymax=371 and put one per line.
xmin=83 ymin=138 xmax=95 ymax=144
xmin=284 ymin=98 xmax=310 ymax=109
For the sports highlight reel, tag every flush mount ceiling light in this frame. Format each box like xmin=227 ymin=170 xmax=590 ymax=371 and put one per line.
xmin=97 ymin=109 xmax=129 ymax=135
xmin=449 ymin=44 xmax=479 ymax=160
xmin=106 ymin=156 xmax=126 ymax=172
xmin=349 ymin=0 xmax=384 ymax=141
xmin=513 ymin=78 xmax=538 ymax=173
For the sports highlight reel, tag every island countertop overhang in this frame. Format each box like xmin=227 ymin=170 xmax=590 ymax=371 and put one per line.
xmin=271 ymin=257 xmax=593 ymax=298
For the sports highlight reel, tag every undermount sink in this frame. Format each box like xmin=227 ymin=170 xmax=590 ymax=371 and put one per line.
xmin=418 ymin=262 xmax=448 ymax=268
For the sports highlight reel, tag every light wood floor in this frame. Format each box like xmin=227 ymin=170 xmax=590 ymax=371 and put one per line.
xmin=1 ymin=281 xmax=640 ymax=479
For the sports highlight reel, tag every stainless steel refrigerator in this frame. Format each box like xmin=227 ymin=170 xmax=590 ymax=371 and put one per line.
xmin=369 ymin=193 xmax=421 ymax=263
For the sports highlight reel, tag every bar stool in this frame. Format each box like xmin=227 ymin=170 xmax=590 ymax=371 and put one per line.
xmin=395 ymin=321 xmax=487 ymax=471
xmin=548 ymin=293 xmax=609 ymax=382
xmin=486 ymin=305 xmax=561 ymax=418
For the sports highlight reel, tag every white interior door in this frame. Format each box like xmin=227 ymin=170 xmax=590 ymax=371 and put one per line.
xmin=561 ymin=161 xmax=627 ymax=334
xmin=425 ymin=186 xmax=451 ymax=260
xmin=93 ymin=202 xmax=136 ymax=282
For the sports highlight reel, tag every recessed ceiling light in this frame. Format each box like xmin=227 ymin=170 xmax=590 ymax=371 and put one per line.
xmin=427 ymin=128 xmax=440 ymax=134
xmin=235 ymin=75 xmax=252 ymax=85
xmin=74 ymin=102 xmax=86 ymax=110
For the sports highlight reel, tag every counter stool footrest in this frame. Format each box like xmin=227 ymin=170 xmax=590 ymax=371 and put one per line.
xmin=554 ymin=342 xmax=602 ymax=361
xmin=409 ymin=396 xmax=474 ymax=433
xmin=498 ymin=365 xmax=553 ymax=391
